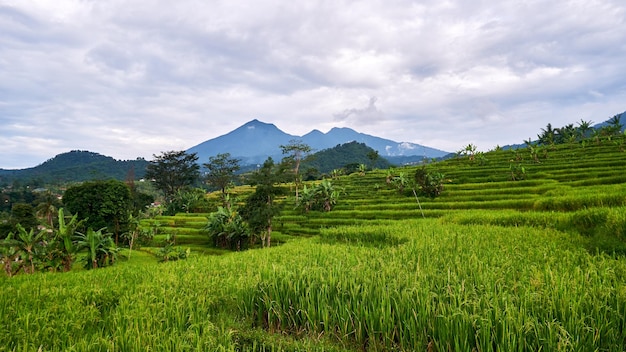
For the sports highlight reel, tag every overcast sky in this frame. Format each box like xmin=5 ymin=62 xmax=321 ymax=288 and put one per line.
xmin=1 ymin=0 xmax=625 ymax=169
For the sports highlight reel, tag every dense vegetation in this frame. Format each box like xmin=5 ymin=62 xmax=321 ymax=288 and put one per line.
xmin=1 ymin=116 xmax=626 ymax=351
xmin=302 ymin=141 xmax=392 ymax=176
xmin=0 ymin=150 xmax=149 ymax=185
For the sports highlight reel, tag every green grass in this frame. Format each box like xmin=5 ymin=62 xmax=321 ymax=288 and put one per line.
xmin=3 ymin=135 xmax=626 ymax=350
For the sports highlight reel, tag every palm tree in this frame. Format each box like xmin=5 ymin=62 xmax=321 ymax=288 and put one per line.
xmin=555 ymin=124 xmax=576 ymax=144
xmin=463 ymin=144 xmax=477 ymax=161
xmin=538 ymin=123 xmax=555 ymax=146
xmin=576 ymin=119 xmax=594 ymax=140
xmin=35 ymin=191 xmax=58 ymax=229
xmin=608 ymin=115 xmax=623 ymax=136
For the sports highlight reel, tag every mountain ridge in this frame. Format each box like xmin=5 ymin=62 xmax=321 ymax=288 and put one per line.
xmin=187 ymin=119 xmax=450 ymax=165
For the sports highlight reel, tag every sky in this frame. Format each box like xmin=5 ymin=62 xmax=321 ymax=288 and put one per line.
xmin=1 ymin=0 xmax=626 ymax=169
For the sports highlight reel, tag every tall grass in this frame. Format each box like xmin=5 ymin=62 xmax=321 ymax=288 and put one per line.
xmin=243 ymin=219 xmax=626 ymax=351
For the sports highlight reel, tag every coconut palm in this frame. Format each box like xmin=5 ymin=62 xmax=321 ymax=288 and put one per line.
xmin=607 ymin=115 xmax=623 ymax=136
xmin=35 ymin=191 xmax=59 ymax=228
xmin=576 ymin=119 xmax=594 ymax=140
xmin=538 ymin=123 xmax=555 ymax=146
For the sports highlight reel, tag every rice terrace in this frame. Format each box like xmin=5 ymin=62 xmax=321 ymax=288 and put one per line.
xmin=2 ymin=121 xmax=626 ymax=351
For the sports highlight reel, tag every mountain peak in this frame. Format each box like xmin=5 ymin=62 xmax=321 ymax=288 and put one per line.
xmin=187 ymin=120 xmax=451 ymax=165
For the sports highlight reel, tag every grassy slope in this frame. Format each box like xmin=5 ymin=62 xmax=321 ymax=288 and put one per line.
xmin=2 ymin=137 xmax=626 ymax=351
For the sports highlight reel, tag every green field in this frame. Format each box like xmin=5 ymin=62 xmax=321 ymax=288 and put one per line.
xmin=2 ymin=138 xmax=626 ymax=351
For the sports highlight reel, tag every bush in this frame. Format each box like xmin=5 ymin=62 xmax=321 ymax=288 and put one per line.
xmin=205 ymin=206 xmax=250 ymax=250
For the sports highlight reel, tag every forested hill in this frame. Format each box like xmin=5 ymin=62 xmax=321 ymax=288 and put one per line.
xmin=302 ymin=141 xmax=393 ymax=174
xmin=0 ymin=150 xmax=148 ymax=185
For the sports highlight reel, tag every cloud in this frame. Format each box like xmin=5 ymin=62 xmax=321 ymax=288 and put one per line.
xmin=0 ymin=0 xmax=625 ymax=168
xmin=333 ymin=97 xmax=384 ymax=125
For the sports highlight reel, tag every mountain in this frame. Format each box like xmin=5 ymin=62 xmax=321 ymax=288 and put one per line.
xmin=187 ymin=119 xmax=450 ymax=165
xmin=187 ymin=119 xmax=298 ymax=165
xmin=0 ymin=150 xmax=149 ymax=185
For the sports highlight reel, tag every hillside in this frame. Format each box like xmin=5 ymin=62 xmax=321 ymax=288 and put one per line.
xmin=302 ymin=141 xmax=393 ymax=174
xmin=11 ymin=130 xmax=623 ymax=351
xmin=0 ymin=150 xmax=148 ymax=185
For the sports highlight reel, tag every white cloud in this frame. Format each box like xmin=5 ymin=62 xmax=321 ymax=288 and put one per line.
xmin=0 ymin=0 xmax=625 ymax=169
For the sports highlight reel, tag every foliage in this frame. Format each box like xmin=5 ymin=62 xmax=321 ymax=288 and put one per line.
xmin=302 ymin=141 xmax=392 ymax=175
xmin=8 ymin=224 xmax=47 ymax=274
xmin=413 ymin=166 xmax=446 ymax=198
xmin=458 ymin=143 xmax=478 ymax=161
xmin=0 ymin=150 xmax=150 ymax=184
xmin=205 ymin=206 xmax=249 ymax=250
xmin=240 ymin=158 xmax=286 ymax=247
xmin=203 ymin=153 xmax=241 ymax=197
xmin=155 ymin=234 xmax=190 ymax=262
xmin=8 ymin=203 xmax=38 ymax=235
xmin=63 ymin=180 xmax=132 ymax=245
xmin=280 ymin=139 xmax=312 ymax=202
xmin=298 ymin=179 xmax=342 ymax=213
xmin=144 ymin=150 xmax=200 ymax=203
xmin=34 ymin=190 xmax=61 ymax=228
xmin=54 ymin=208 xmax=84 ymax=272
xmin=167 ymin=188 xmax=210 ymax=214
xmin=76 ymin=228 xmax=118 ymax=270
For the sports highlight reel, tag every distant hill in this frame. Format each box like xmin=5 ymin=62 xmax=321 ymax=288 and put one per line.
xmin=302 ymin=141 xmax=393 ymax=174
xmin=0 ymin=150 xmax=148 ymax=185
xmin=187 ymin=119 xmax=450 ymax=165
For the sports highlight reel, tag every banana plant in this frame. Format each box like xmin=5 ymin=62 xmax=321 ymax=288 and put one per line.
xmin=11 ymin=224 xmax=47 ymax=274
xmin=76 ymin=228 xmax=117 ymax=269
xmin=0 ymin=236 xmax=21 ymax=277
xmin=56 ymin=208 xmax=83 ymax=272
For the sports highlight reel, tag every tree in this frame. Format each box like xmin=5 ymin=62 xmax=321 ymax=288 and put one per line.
xmin=367 ymin=150 xmax=379 ymax=169
xmin=63 ymin=180 xmax=132 ymax=245
xmin=414 ymin=166 xmax=446 ymax=199
xmin=607 ymin=115 xmax=624 ymax=136
xmin=555 ymin=123 xmax=576 ymax=144
xmin=538 ymin=123 xmax=555 ymax=146
xmin=35 ymin=190 xmax=60 ymax=228
xmin=10 ymin=203 xmax=38 ymax=233
xmin=203 ymin=153 xmax=241 ymax=205
xmin=145 ymin=150 xmax=200 ymax=203
xmin=459 ymin=143 xmax=477 ymax=161
xmin=577 ymin=119 xmax=594 ymax=140
xmin=241 ymin=158 xmax=286 ymax=248
xmin=280 ymin=140 xmax=312 ymax=202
